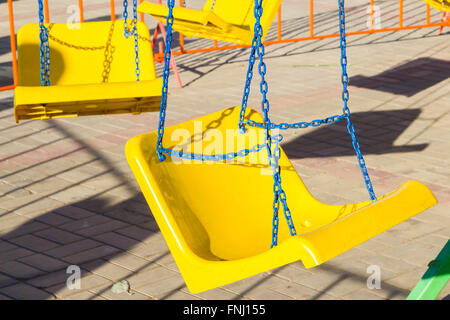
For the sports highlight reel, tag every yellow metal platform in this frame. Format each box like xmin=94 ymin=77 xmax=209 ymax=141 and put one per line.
xmin=424 ymin=0 xmax=450 ymax=11
xmin=125 ymin=107 xmax=437 ymax=293
xmin=14 ymin=20 xmax=162 ymax=122
xmin=138 ymin=0 xmax=282 ymax=45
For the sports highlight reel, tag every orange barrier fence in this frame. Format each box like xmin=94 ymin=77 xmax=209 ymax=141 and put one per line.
xmin=2 ymin=0 xmax=449 ymax=92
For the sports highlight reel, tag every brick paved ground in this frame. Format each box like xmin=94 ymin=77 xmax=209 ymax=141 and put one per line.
xmin=0 ymin=0 xmax=449 ymax=300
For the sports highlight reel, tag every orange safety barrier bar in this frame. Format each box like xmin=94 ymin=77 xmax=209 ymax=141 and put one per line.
xmin=2 ymin=0 xmax=449 ymax=92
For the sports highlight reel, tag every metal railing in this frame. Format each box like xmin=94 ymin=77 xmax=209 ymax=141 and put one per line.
xmin=2 ymin=0 xmax=449 ymax=92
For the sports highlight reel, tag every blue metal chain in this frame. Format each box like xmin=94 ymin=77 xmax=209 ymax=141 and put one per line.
xmin=156 ymin=0 xmax=175 ymax=161
xmin=155 ymin=0 xmax=267 ymax=162
xmin=238 ymin=38 xmax=257 ymax=133
xmin=251 ymin=0 xmax=297 ymax=247
xmin=155 ymin=0 xmax=377 ymax=249
xmin=123 ymin=0 xmax=140 ymax=81
xmin=270 ymin=134 xmax=296 ymax=247
xmin=338 ymin=0 xmax=376 ymax=201
xmin=245 ymin=114 xmax=346 ymax=130
xmin=37 ymin=0 xmax=50 ymax=86
xmin=159 ymin=143 xmax=266 ymax=162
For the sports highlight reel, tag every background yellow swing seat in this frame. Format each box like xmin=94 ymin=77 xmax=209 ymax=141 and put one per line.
xmin=14 ymin=20 xmax=163 ymax=123
xmin=138 ymin=0 xmax=282 ymax=45
xmin=423 ymin=0 xmax=450 ymax=11
xmin=125 ymin=106 xmax=437 ymax=293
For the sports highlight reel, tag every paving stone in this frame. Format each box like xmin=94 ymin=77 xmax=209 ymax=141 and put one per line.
xmin=417 ymin=234 xmax=449 ymax=248
xmin=88 ymin=284 xmax=150 ymax=300
xmin=360 ymin=254 xmax=418 ymax=275
xmin=105 ymin=252 xmax=158 ymax=272
xmin=27 ymin=268 xmax=89 ymax=289
xmin=0 ymin=214 xmax=30 ymax=232
xmin=0 ymin=274 xmax=17 ymax=288
xmin=82 ymin=259 xmax=133 ymax=281
xmin=293 ymin=269 xmax=368 ymax=298
xmin=0 ymin=247 xmax=34 ymax=264
xmin=0 ymin=240 xmax=17 ymax=253
xmin=33 ymin=212 xmax=75 ymax=226
xmin=8 ymin=198 xmax=64 ymax=217
xmin=0 ymin=283 xmax=53 ymax=300
xmin=53 ymin=205 xmax=95 ymax=220
xmin=270 ymin=281 xmax=323 ymax=300
xmin=59 ymin=215 xmax=114 ymax=233
xmin=76 ymin=220 xmax=129 ymax=237
xmin=136 ymin=274 xmax=186 ymax=298
xmin=45 ymin=239 xmax=102 ymax=258
xmin=128 ymin=242 xmax=170 ymax=259
xmin=0 ymin=261 xmax=44 ymax=279
xmin=35 ymin=228 xmax=83 ymax=245
xmin=18 ymin=254 xmax=68 ymax=272
xmin=49 ymin=185 xmax=98 ymax=203
xmin=384 ymin=267 xmax=429 ymax=292
xmin=9 ymin=234 xmax=59 ymax=252
xmin=129 ymin=266 xmax=179 ymax=289
xmin=104 ymin=208 xmax=151 ymax=225
xmin=93 ymin=232 xmax=141 ymax=251
xmin=47 ymin=274 xmax=112 ymax=299
xmin=62 ymin=290 xmax=107 ymax=300
xmin=342 ymin=288 xmax=385 ymax=300
xmin=248 ymin=289 xmax=294 ymax=300
xmin=115 ymin=225 xmax=156 ymax=243
xmin=150 ymin=289 xmax=197 ymax=300
xmin=223 ymin=274 xmax=290 ymax=296
xmin=268 ymin=264 xmax=313 ymax=283
xmin=382 ymin=241 xmax=443 ymax=267
xmin=62 ymin=245 xmax=120 ymax=265
xmin=195 ymin=288 xmax=240 ymax=300
xmin=0 ymin=221 xmax=49 ymax=240
xmin=385 ymin=218 xmax=443 ymax=240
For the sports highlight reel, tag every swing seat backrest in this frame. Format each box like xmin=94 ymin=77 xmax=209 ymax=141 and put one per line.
xmin=17 ymin=20 xmax=157 ymax=87
xmin=138 ymin=0 xmax=282 ymax=45
xmin=202 ymin=0 xmax=281 ymax=33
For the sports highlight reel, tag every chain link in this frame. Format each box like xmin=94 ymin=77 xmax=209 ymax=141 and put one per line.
xmin=38 ymin=0 xmax=50 ymax=86
xmin=123 ymin=0 xmax=141 ymax=81
xmin=338 ymin=0 xmax=377 ymax=201
xmin=210 ymin=0 xmax=216 ymax=11
xmin=47 ymin=23 xmax=107 ymax=50
xmin=159 ymin=143 xmax=266 ymax=162
xmin=245 ymin=114 xmax=346 ymax=130
xmin=250 ymin=0 xmax=297 ymax=247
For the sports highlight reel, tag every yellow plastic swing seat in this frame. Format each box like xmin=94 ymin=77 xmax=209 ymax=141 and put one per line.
xmin=138 ymin=0 xmax=282 ymax=45
xmin=14 ymin=21 xmax=162 ymax=123
xmin=424 ymin=0 xmax=450 ymax=11
xmin=125 ymin=107 xmax=437 ymax=293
